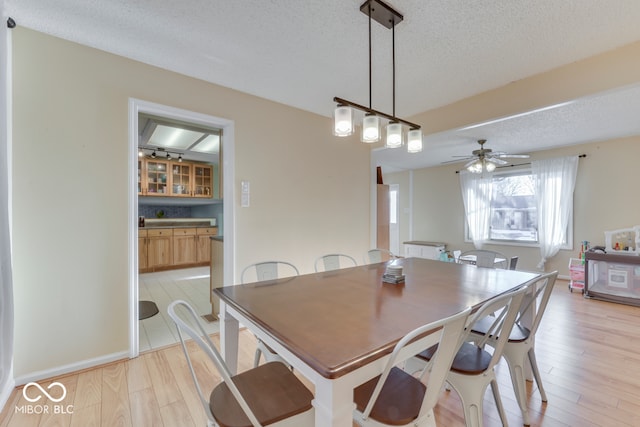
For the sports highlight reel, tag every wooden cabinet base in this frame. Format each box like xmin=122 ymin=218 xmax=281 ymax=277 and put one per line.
xmin=140 ymin=260 xmax=210 ymax=274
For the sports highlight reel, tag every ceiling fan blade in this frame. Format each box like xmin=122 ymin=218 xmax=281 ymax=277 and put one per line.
xmin=496 ymin=153 xmax=530 ymax=159
xmin=441 ymin=157 xmax=474 ymax=165
xmin=486 ymin=157 xmax=508 ymax=165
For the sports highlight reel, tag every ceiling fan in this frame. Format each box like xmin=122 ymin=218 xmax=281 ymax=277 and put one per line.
xmin=448 ymin=139 xmax=530 ymax=173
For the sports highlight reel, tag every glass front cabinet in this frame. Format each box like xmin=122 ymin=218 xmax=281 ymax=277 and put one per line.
xmin=585 ymin=252 xmax=640 ymax=307
xmin=138 ymin=158 xmax=215 ymax=198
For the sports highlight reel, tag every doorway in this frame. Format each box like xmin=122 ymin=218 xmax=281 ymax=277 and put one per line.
xmin=128 ymin=99 xmax=235 ymax=357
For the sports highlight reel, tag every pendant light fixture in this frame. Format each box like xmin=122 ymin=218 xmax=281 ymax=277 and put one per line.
xmin=332 ymin=0 xmax=422 ymax=153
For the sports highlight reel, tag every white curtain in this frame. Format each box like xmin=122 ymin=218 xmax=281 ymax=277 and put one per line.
xmin=532 ymin=156 xmax=579 ymax=269
xmin=459 ymin=170 xmax=494 ymax=249
xmin=0 ymin=5 xmax=15 ymax=411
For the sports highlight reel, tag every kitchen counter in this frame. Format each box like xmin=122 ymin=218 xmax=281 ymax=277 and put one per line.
xmin=140 ymin=218 xmax=216 ymax=229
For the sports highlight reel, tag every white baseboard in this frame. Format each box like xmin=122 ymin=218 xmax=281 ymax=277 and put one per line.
xmin=13 ymin=350 xmax=129 ymax=386
xmin=0 ymin=375 xmax=16 ymax=415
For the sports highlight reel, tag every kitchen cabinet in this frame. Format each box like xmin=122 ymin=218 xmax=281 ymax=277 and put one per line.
xmin=138 ymin=229 xmax=148 ymax=270
xmin=146 ymin=229 xmax=173 ymax=269
xmin=139 ymin=226 xmax=218 ymax=272
xmin=210 ymin=237 xmax=223 ymax=317
xmin=170 ymin=163 xmax=192 ymax=197
xmin=585 ymin=252 xmax=640 ymax=307
xmin=173 ymin=228 xmax=198 ymax=265
xmin=138 ymin=158 xmax=215 ymax=198
xmin=193 ymin=164 xmax=214 ymax=197
xmin=142 ymin=159 xmax=170 ymax=195
xmin=196 ymin=227 xmax=217 ymax=263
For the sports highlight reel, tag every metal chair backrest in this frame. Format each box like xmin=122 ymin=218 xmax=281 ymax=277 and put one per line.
xmin=463 ymin=284 xmax=529 ymax=373
xmin=359 ymin=307 xmax=472 ymax=424
xmin=514 ymin=271 xmax=558 ymax=339
xmin=167 ymin=300 xmax=262 ymax=426
xmin=460 ymin=249 xmax=508 ymax=269
xmin=241 ymin=261 xmax=299 ymax=284
xmin=314 ymin=253 xmax=357 ymax=272
xmin=365 ymin=249 xmax=396 ymax=264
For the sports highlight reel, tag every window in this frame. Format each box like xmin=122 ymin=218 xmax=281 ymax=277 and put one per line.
xmin=464 ymin=167 xmax=572 ymax=247
xmin=489 ymin=172 xmax=537 ymax=242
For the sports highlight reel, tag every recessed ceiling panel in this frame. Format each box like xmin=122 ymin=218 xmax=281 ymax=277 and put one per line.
xmin=148 ymin=125 xmax=205 ymax=150
xmin=191 ymin=134 xmax=220 ymax=154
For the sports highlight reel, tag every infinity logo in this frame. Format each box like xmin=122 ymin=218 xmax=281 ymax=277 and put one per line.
xmin=22 ymin=382 xmax=67 ymax=403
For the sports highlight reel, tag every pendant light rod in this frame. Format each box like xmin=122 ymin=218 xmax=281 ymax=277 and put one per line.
xmin=392 ymin=23 xmax=396 ymax=118
xmin=333 ymin=96 xmax=421 ymax=130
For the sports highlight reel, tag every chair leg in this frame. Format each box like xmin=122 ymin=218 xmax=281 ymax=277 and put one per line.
xmin=528 ymin=348 xmax=548 ymax=402
xmin=253 ymin=347 xmax=262 ymax=367
xmin=504 ymin=350 xmax=530 ymax=426
xmin=447 ymin=374 xmax=490 ymax=427
xmin=490 ymin=378 xmax=509 ymax=427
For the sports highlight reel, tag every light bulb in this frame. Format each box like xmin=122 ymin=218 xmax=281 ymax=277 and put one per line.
xmin=361 ymin=114 xmax=381 ymax=143
xmin=386 ymin=122 xmax=403 ymax=148
xmin=485 ymin=160 xmax=496 ymax=172
xmin=333 ymin=106 xmax=354 ymax=137
xmin=407 ymin=129 xmax=423 ymax=153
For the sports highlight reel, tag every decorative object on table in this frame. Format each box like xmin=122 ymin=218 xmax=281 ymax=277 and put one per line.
xmin=382 ymin=264 xmax=405 ymax=284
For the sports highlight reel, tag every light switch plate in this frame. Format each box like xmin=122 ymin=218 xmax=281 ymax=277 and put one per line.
xmin=241 ymin=180 xmax=250 ymax=207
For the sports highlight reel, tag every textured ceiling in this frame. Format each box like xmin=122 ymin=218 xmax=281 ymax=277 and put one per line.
xmin=6 ymin=0 xmax=640 ymax=171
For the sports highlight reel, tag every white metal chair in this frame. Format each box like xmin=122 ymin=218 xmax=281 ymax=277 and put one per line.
xmin=365 ymin=248 xmax=396 ymax=264
xmin=352 ymin=306 xmax=472 ymax=427
xmin=469 ymin=271 xmax=558 ymax=425
xmin=405 ymin=284 xmax=529 ymax=427
xmin=459 ymin=249 xmax=508 ymax=268
xmin=314 ymin=253 xmax=357 ymax=272
xmin=241 ymin=261 xmax=299 ymax=368
xmin=167 ymin=300 xmax=314 ymax=427
xmin=240 ymin=261 xmax=299 ymax=284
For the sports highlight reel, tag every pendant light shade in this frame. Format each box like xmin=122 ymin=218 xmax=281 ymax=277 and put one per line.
xmin=333 ymin=105 xmax=354 ymax=137
xmin=332 ymin=0 xmax=424 ymax=153
xmin=485 ymin=160 xmax=496 ymax=172
xmin=407 ymin=129 xmax=423 ymax=153
xmin=362 ymin=114 xmax=381 ymax=143
xmin=386 ymin=122 xmax=403 ymax=148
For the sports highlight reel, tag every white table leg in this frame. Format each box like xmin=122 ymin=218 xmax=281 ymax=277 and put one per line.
xmin=218 ymin=301 xmax=239 ymax=374
xmin=312 ymin=377 xmax=356 ymax=427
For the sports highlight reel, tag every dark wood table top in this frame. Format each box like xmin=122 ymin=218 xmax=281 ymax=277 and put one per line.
xmin=214 ymin=257 xmax=539 ymax=379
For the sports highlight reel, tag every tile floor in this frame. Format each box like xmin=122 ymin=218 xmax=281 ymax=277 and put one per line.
xmin=138 ymin=266 xmax=219 ymax=352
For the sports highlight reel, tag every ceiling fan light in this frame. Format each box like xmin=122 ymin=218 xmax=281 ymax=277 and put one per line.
xmin=407 ymin=129 xmax=423 ymax=153
xmin=361 ymin=114 xmax=381 ymax=143
xmin=467 ymin=159 xmax=482 ymax=173
xmin=333 ymin=105 xmax=354 ymax=137
xmin=485 ymin=160 xmax=496 ymax=172
xmin=385 ymin=122 xmax=403 ymax=148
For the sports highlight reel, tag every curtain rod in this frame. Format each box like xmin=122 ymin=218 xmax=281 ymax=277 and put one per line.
xmin=454 ymin=153 xmax=587 ymax=174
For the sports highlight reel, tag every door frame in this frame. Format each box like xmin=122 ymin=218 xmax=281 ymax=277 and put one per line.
xmin=128 ymin=98 xmax=235 ymax=357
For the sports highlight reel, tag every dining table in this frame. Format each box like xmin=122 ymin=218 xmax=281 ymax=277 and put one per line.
xmin=214 ymin=256 xmax=540 ymax=427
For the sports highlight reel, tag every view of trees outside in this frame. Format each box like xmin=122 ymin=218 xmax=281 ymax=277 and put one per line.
xmin=490 ymin=173 xmax=538 ymax=242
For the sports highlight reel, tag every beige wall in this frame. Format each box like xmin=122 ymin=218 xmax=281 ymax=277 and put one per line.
xmin=11 ymin=28 xmax=371 ymax=379
xmin=384 ymin=41 xmax=640 ymax=275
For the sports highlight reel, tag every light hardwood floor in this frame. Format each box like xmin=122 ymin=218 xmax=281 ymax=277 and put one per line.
xmin=2 ymin=279 xmax=640 ymax=427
